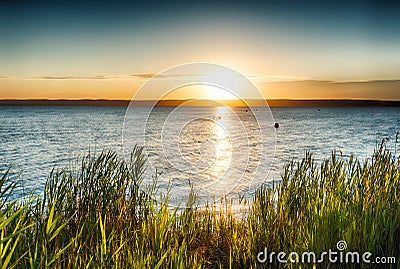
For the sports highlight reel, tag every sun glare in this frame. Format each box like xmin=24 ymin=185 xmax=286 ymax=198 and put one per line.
xmin=201 ymin=85 xmax=237 ymax=100
xmin=162 ymin=84 xmax=238 ymax=101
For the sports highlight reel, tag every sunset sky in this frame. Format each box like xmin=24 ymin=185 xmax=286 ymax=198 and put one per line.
xmin=0 ymin=1 xmax=399 ymax=100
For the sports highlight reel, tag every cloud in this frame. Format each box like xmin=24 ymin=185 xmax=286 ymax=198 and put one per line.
xmin=332 ymin=79 xmax=400 ymax=84
xmin=259 ymin=79 xmax=400 ymax=100
xmin=2 ymin=72 xmax=400 ymax=88
xmin=3 ymin=73 xmax=208 ymax=80
xmin=129 ymin=73 xmax=156 ymax=79
xmin=248 ymin=74 xmax=310 ymax=82
xmin=13 ymin=74 xmax=153 ymax=80
xmin=31 ymin=76 xmax=78 ymax=80
xmin=15 ymin=73 xmax=192 ymax=80
xmin=260 ymin=78 xmax=400 ymax=85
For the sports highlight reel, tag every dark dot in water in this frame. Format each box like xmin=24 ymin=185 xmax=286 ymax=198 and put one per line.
xmin=274 ymin=123 xmax=279 ymax=128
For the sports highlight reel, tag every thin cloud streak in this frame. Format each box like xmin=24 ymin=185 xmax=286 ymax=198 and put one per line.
xmin=1 ymin=73 xmax=192 ymax=80
xmin=248 ymin=74 xmax=311 ymax=82
xmin=26 ymin=74 xmax=157 ymax=80
xmin=1 ymin=73 xmax=399 ymax=85
xmin=260 ymin=79 xmax=400 ymax=100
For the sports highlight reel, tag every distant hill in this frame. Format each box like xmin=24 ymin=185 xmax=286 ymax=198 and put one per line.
xmin=0 ymin=99 xmax=399 ymax=107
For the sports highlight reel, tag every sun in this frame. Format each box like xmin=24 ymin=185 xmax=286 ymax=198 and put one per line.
xmin=201 ymin=84 xmax=237 ymax=100
xmin=162 ymin=84 xmax=238 ymax=101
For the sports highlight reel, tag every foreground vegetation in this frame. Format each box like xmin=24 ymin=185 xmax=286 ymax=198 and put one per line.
xmin=1 ymin=145 xmax=399 ymax=268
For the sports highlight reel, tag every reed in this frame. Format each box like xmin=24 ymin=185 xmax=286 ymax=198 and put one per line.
xmin=0 ymin=144 xmax=399 ymax=268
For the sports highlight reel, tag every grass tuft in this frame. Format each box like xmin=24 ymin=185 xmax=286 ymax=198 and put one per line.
xmin=0 ymin=144 xmax=399 ymax=268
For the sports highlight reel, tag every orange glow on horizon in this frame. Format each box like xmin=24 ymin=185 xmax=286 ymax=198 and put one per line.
xmin=161 ymin=84 xmax=238 ymax=101
xmin=0 ymin=76 xmax=399 ymax=101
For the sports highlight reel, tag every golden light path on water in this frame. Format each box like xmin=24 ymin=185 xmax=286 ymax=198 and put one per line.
xmin=176 ymin=106 xmax=234 ymax=190
xmin=208 ymin=107 xmax=233 ymax=180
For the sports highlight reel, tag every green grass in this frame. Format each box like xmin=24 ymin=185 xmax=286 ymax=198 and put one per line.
xmin=1 ymin=144 xmax=399 ymax=268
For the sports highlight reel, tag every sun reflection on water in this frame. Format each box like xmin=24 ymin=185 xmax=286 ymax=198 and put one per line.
xmin=208 ymin=106 xmax=233 ymax=180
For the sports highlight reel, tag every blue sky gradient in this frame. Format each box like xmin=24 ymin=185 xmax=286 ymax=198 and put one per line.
xmin=0 ymin=1 xmax=399 ymax=99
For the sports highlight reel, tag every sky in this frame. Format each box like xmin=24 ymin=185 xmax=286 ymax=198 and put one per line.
xmin=0 ymin=0 xmax=399 ymax=100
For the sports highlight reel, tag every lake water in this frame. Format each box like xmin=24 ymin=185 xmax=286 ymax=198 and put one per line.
xmin=1 ymin=106 xmax=399 ymax=205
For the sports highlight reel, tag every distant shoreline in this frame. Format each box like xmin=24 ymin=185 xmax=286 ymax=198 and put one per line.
xmin=0 ymin=99 xmax=400 ymax=107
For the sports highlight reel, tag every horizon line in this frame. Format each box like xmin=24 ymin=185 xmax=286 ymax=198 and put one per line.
xmin=1 ymin=99 xmax=400 ymax=107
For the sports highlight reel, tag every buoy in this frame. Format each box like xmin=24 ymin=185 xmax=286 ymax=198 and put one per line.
xmin=274 ymin=123 xmax=279 ymax=128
